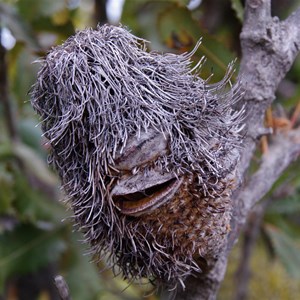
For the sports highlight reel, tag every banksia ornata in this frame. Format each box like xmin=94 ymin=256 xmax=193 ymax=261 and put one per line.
xmin=30 ymin=24 xmax=244 ymax=288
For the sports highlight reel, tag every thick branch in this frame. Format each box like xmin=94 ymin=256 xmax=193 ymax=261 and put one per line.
xmin=226 ymin=1 xmax=300 ymax=294
xmin=173 ymin=255 xmax=228 ymax=300
xmin=227 ymin=134 xmax=300 ymax=274
xmin=240 ymin=0 xmax=300 ymax=107
xmin=230 ymin=0 xmax=300 ymax=240
xmin=175 ymin=2 xmax=300 ymax=299
xmin=236 ymin=129 xmax=300 ymax=220
xmin=238 ymin=0 xmax=300 ymax=177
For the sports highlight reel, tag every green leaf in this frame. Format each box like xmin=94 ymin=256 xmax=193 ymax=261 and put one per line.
xmin=263 ymin=159 xmax=300 ymax=198
xmin=0 ymin=143 xmax=14 ymax=161
xmin=18 ymin=118 xmax=47 ymax=159
xmin=16 ymin=0 xmax=65 ymax=21
xmin=9 ymin=46 xmax=40 ymax=108
xmin=62 ymin=233 xmax=104 ymax=300
xmin=0 ymin=164 xmax=15 ymax=214
xmin=157 ymin=4 xmax=236 ymax=80
xmin=158 ymin=4 xmax=199 ymax=46
xmin=268 ymin=192 xmax=300 ymax=215
xmin=30 ymin=15 xmax=75 ymax=40
xmin=13 ymin=141 xmax=58 ymax=188
xmin=122 ymin=0 xmax=237 ymax=82
xmin=62 ymin=232 xmax=147 ymax=300
xmin=0 ymin=142 xmax=65 ymax=224
xmin=0 ymin=223 xmax=67 ymax=291
xmin=11 ymin=167 xmax=67 ymax=224
xmin=264 ymin=224 xmax=300 ymax=278
xmin=231 ymin=0 xmax=244 ymax=22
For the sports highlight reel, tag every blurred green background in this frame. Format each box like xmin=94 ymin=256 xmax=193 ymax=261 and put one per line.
xmin=0 ymin=0 xmax=300 ymax=299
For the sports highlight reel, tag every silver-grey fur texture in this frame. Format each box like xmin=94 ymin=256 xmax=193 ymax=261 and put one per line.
xmin=31 ymin=24 xmax=244 ymax=288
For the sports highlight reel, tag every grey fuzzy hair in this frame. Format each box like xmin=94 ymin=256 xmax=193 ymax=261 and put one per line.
xmin=30 ymin=24 xmax=244 ymax=285
xmin=31 ymin=24 xmax=243 ymax=183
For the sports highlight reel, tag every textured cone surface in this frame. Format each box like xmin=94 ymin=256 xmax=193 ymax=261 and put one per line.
xmin=30 ymin=24 xmax=244 ymax=287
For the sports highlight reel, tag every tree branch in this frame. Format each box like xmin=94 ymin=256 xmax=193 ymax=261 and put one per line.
xmin=236 ymin=129 xmax=300 ymax=220
xmin=238 ymin=0 xmax=300 ymax=177
xmin=175 ymin=1 xmax=300 ymax=299
xmin=174 ymin=254 xmax=228 ymax=300
xmin=230 ymin=0 xmax=300 ymax=264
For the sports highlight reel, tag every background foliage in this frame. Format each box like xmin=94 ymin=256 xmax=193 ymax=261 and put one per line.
xmin=0 ymin=0 xmax=300 ymax=299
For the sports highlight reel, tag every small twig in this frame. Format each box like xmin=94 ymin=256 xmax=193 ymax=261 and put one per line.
xmin=54 ymin=275 xmax=72 ymax=300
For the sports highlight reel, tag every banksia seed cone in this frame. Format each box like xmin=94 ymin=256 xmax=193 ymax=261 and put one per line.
xmin=31 ymin=24 xmax=244 ymax=288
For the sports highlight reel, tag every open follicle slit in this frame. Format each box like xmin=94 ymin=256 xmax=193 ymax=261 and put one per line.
xmin=113 ymin=177 xmax=183 ymax=216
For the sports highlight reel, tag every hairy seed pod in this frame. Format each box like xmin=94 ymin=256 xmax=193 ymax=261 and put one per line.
xmin=30 ymin=24 xmax=244 ymax=288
